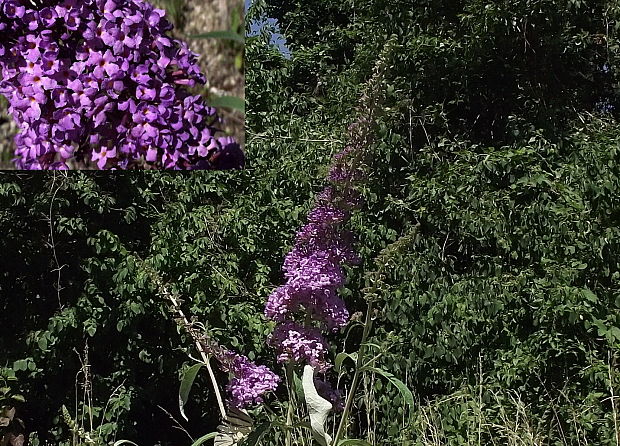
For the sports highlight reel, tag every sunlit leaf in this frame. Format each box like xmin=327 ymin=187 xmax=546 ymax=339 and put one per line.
xmin=179 ymin=363 xmax=203 ymax=421
xmin=190 ymin=432 xmax=218 ymax=446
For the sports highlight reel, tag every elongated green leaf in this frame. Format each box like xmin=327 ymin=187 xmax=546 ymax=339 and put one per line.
xmin=189 ymin=31 xmax=244 ymax=44
xmin=337 ymin=440 xmax=373 ymax=446
xmin=272 ymin=420 xmax=312 ymax=431
xmin=293 ymin=370 xmax=305 ymax=402
xmin=190 ymin=432 xmax=218 ymax=446
xmin=179 ymin=363 xmax=204 ymax=421
xmin=360 ymin=366 xmax=414 ymax=413
xmin=208 ymin=96 xmax=245 ymax=113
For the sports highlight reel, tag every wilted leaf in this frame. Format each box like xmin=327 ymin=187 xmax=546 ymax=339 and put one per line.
xmin=8 ymin=433 xmax=24 ymax=446
xmin=301 ymin=365 xmax=332 ymax=446
xmin=215 ymin=407 xmax=253 ymax=446
xmin=0 ymin=407 xmax=15 ymax=426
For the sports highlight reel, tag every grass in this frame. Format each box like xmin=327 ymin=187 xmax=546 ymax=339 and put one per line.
xmin=155 ymin=0 xmax=187 ymax=31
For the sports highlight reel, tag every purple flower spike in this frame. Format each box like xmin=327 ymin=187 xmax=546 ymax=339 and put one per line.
xmin=215 ymin=350 xmax=281 ymax=409
xmin=0 ymin=0 xmax=243 ymax=170
xmin=265 ymin=113 xmax=365 ymax=374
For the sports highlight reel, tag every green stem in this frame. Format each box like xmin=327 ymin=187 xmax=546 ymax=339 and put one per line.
xmin=333 ymin=301 xmax=374 ymax=445
xmin=285 ymin=361 xmax=295 ymax=446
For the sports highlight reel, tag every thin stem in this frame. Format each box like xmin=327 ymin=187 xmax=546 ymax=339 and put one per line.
xmin=47 ymin=172 xmax=66 ymax=310
xmin=167 ymin=285 xmax=227 ymax=420
xmin=333 ymin=301 xmax=374 ymax=445
xmin=609 ymin=350 xmax=619 ymax=446
xmin=285 ymin=361 xmax=295 ymax=446
xmin=143 ymin=263 xmax=227 ymax=420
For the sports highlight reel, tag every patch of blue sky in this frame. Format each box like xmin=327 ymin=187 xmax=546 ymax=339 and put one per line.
xmin=245 ymin=0 xmax=291 ymax=58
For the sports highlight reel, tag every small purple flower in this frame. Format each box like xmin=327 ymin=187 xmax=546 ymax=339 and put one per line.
xmin=57 ymin=143 xmax=74 ymax=160
xmin=91 ymin=49 xmax=119 ymax=78
xmin=40 ymin=51 xmax=60 ymax=75
xmin=16 ymin=91 xmax=46 ymax=121
xmin=39 ymin=7 xmax=58 ymax=27
xmin=91 ymin=146 xmax=116 ymax=169
xmin=3 ymin=1 xmax=25 ymax=19
xmin=133 ymin=104 xmax=159 ymax=123
xmin=23 ymin=34 xmax=42 ymax=62
xmin=130 ymin=64 xmax=151 ymax=84
xmin=23 ymin=10 xmax=40 ymax=31
xmin=136 ymin=84 xmax=157 ymax=101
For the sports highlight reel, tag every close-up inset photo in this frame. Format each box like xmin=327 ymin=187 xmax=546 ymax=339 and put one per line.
xmin=0 ymin=0 xmax=244 ymax=169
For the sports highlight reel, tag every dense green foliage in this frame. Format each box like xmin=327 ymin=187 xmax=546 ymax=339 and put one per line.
xmin=248 ymin=0 xmax=620 ymax=443
xmin=0 ymin=169 xmax=326 ymax=444
xmin=2 ymin=0 xmax=620 ymax=444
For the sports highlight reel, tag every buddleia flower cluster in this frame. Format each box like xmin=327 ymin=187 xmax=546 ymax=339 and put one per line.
xmin=264 ymin=139 xmax=364 ymax=408
xmin=194 ymin=332 xmax=279 ymax=409
xmin=0 ymin=0 xmax=243 ymax=169
xmin=261 ymin=36 xmax=394 ymax=409
xmin=216 ymin=349 xmax=281 ymax=409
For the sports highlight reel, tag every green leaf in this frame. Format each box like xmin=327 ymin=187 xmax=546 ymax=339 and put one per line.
xmin=293 ymin=370 xmax=305 ymax=402
xmin=243 ymin=421 xmax=271 ymax=445
xmin=582 ymin=289 xmax=598 ymax=304
xmin=610 ymin=325 xmax=620 ymax=342
xmin=190 ymin=432 xmax=218 ymax=446
xmin=37 ymin=336 xmax=48 ymax=351
xmin=360 ymin=366 xmax=414 ymax=414
xmin=13 ymin=360 xmax=28 ymax=372
xmin=208 ymin=95 xmax=245 ymax=113
xmin=337 ymin=440 xmax=374 ymax=446
xmin=179 ymin=363 xmax=203 ymax=421
xmin=10 ymin=394 xmax=25 ymax=403
xmin=189 ymin=31 xmax=244 ymax=44
xmin=334 ymin=352 xmax=357 ymax=373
